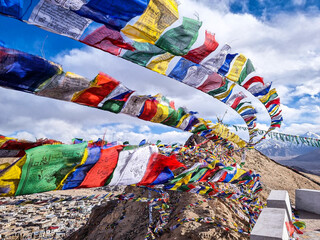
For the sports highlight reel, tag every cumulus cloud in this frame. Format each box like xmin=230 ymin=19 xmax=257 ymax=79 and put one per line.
xmin=139 ymin=126 xmax=151 ymax=133
xmin=282 ymin=123 xmax=320 ymax=135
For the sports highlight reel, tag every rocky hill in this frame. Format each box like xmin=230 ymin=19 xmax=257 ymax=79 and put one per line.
xmin=66 ymin=138 xmax=320 ymax=240
xmin=278 ymin=149 xmax=320 ymax=176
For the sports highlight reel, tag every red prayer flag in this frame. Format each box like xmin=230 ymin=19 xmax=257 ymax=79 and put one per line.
xmin=198 ymin=166 xmax=220 ymax=182
xmin=78 ymin=145 xmax=123 ymax=188
xmin=230 ymin=95 xmax=245 ymax=109
xmin=183 ymin=31 xmax=219 ymax=64
xmin=138 ymin=153 xmax=185 ymax=186
xmin=242 ymin=76 xmax=264 ymax=89
xmin=72 ymin=72 xmax=119 ymax=107
xmin=197 ymin=72 xmax=224 ymax=93
xmin=265 ymin=97 xmax=280 ymax=109
xmin=138 ymin=99 xmax=158 ymax=121
xmin=285 ymin=222 xmax=295 ymax=237
xmin=81 ymin=25 xmax=135 ymax=56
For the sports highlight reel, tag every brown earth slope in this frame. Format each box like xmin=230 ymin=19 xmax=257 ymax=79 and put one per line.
xmin=66 ymin=143 xmax=320 ymax=240
xmin=239 ymin=149 xmax=320 ymax=203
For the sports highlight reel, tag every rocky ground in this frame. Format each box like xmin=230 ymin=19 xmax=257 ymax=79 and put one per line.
xmin=2 ymin=137 xmax=320 ymax=240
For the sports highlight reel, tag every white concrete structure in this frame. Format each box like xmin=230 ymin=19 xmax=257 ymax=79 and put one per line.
xmin=296 ymin=189 xmax=320 ymax=215
xmin=267 ymin=190 xmax=292 ymax=221
xmin=250 ymin=208 xmax=290 ymax=240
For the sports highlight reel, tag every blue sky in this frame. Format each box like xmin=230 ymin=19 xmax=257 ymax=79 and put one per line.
xmin=229 ymin=0 xmax=320 ymax=17
xmin=0 ymin=16 xmax=83 ymax=59
xmin=0 ymin=0 xmax=319 ymax=144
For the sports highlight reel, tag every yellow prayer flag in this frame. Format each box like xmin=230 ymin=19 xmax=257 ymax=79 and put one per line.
xmin=259 ymin=88 xmax=277 ymax=103
xmin=215 ymin=83 xmax=236 ymax=100
xmin=0 ymin=155 xmax=26 ymax=197
xmin=121 ymin=0 xmax=179 ymax=44
xmin=0 ymin=136 xmax=15 ymax=147
xmin=270 ymin=104 xmax=280 ymax=115
xmin=237 ymin=105 xmax=254 ymax=113
xmin=169 ymin=173 xmax=192 ymax=190
xmin=199 ymin=186 xmax=211 ymax=195
xmin=226 ymin=54 xmax=247 ymax=82
xmin=151 ymin=104 xmax=169 ymax=123
xmin=176 ymin=113 xmax=191 ymax=128
xmin=146 ymin=53 xmax=175 ymax=75
xmin=230 ymin=168 xmax=246 ymax=182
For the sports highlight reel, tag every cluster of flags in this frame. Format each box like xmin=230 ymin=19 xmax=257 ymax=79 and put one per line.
xmin=0 ymin=134 xmax=266 ymax=238
xmin=0 ymin=0 xmax=283 ymax=144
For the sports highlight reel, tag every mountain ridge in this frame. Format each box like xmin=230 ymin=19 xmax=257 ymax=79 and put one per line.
xmin=255 ymin=131 xmax=320 ymax=161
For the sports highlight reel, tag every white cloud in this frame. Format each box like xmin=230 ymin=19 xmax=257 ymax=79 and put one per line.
xmin=292 ymin=79 xmax=320 ymax=97
xmin=139 ymin=125 xmax=151 ymax=133
xmin=12 ymin=131 xmax=36 ymax=142
xmin=282 ymin=123 xmax=320 ymax=135
xmin=292 ymin=0 xmax=306 ymax=6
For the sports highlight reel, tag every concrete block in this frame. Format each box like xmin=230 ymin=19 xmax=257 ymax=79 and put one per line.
xmin=267 ymin=190 xmax=292 ymax=221
xmin=250 ymin=208 xmax=290 ymax=240
xmin=296 ymin=189 xmax=320 ymax=215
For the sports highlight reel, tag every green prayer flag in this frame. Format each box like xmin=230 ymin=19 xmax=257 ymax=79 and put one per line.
xmin=279 ymin=133 xmax=285 ymax=141
xmin=191 ymin=124 xmax=207 ymax=134
xmin=177 ymin=185 xmax=192 ymax=192
xmin=208 ymin=81 xmax=229 ymax=96
xmin=122 ymin=42 xmax=165 ymax=66
xmin=162 ymin=107 xmax=186 ymax=127
xmin=101 ymin=100 xmax=126 ymax=113
xmin=167 ymin=165 xmax=201 ymax=185
xmin=264 ymin=92 xmax=278 ymax=104
xmin=188 ymin=168 xmax=208 ymax=183
xmin=235 ymin=102 xmax=246 ymax=112
xmin=156 ymin=17 xmax=202 ymax=56
xmin=16 ymin=143 xmax=87 ymax=195
xmin=238 ymin=59 xmax=255 ymax=85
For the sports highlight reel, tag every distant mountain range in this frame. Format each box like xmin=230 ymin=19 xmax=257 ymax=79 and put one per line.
xmin=256 ymin=131 xmax=320 ymax=175
xmin=256 ymin=131 xmax=320 ymax=160
xmin=280 ymin=149 xmax=320 ymax=175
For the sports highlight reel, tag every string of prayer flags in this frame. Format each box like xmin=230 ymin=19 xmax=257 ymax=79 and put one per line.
xmin=230 ymin=125 xmax=320 ymax=148
xmin=0 ymin=141 xmax=186 ymax=196
xmin=0 ymin=0 xmax=283 ymax=145
xmin=0 ymin=46 xmax=248 ymax=148
xmin=0 ymin=135 xmax=260 ymax=197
